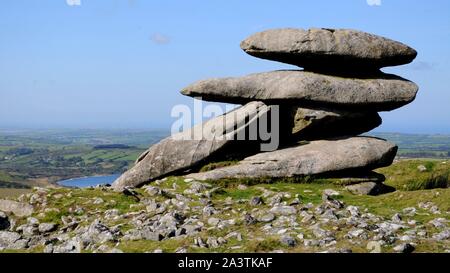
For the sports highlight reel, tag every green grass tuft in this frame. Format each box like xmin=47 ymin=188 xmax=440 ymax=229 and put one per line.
xmin=199 ymin=160 xmax=239 ymax=172
xmin=377 ymin=159 xmax=449 ymax=191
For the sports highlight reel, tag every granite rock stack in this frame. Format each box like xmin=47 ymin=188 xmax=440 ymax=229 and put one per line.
xmin=112 ymin=28 xmax=418 ymax=195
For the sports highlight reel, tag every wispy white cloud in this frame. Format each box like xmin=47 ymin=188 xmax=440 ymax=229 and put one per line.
xmin=410 ymin=61 xmax=437 ymax=71
xmin=66 ymin=0 xmax=81 ymax=6
xmin=150 ymin=33 xmax=171 ymax=45
xmin=367 ymin=0 xmax=382 ymax=6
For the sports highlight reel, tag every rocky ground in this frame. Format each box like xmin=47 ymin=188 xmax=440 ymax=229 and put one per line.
xmin=1 ymin=172 xmax=449 ymax=253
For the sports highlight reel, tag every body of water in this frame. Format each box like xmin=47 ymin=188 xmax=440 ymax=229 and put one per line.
xmin=57 ymin=174 xmax=120 ymax=188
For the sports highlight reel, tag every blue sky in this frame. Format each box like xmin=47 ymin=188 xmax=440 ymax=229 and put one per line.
xmin=0 ymin=0 xmax=449 ymax=133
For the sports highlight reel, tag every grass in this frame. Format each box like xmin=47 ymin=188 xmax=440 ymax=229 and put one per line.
xmin=117 ymin=237 xmax=191 ymax=253
xmin=339 ymin=188 xmax=450 ymax=223
xmin=377 ymin=159 xmax=449 ymax=191
xmin=219 ymin=186 xmax=262 ymax=200
xmin=0 ymin=188 xmax=31 ymax=198
xmin=204 ymin=176 xmax=320 ymax=188
xmin=0 ymin=245 xmax=45 ymax=253
xmin=199 ymin=160 xmax=239 ymax=172
xmin=34 ymin=187 xmax=143 ymax=225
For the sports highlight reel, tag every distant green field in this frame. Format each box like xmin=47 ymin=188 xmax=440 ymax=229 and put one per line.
xmin=0 ymin=170 xmax=14 ymax=182
xmin=0 ymin=129 xmax=168 ymax=187
xmin=370 ymin=132 xmax=450 ymax=158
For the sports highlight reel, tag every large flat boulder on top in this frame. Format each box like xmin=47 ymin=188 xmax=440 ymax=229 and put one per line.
xmin=240 ymin=28 xmax=417 ymax=70
xmin=181 ymin=70 xmax=418 ymax=111
xmin=185 ymin=137 xmax=398 ymax=181
xmin=112 ymin=102 xmax=270 ymax=191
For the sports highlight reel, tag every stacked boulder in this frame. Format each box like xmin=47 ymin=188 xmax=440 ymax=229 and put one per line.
xmin=112 ymin=28 xmax=418 ymax=195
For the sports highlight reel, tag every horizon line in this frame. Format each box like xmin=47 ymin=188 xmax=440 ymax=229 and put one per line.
xmin=0 ymin=127 xmax=450 ymax=136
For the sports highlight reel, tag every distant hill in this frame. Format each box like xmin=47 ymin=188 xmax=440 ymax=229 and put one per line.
xmin=369 ymin=132 xmax=450 ymax=159
xmin=93 ymin=144 xmax=134 ymax=150
xmin=0 ymin=180 xmax=31 ymax=189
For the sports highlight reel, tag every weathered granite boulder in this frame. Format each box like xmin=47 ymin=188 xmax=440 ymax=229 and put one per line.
xmin=282 ymin=106 xmax=381 ymax=141
xmin=333 ymin=171 xmax=386 ymax=185
xmin=0 ymin=199 xmax=34 ymax=217
xmin=0 ymin=231 xmax=27 ymax=249
xmin=181 ymin=70 xmax=418 ymax=111
xmin=345 ymin=182 xmax=395 ymax=196
xmin=112 ymin=102 xmax=270 ymax=190
xmin=186 ymin=137 xmax=397 ymax=181
xmin=240 ymin=28 xmax=417 ymax=70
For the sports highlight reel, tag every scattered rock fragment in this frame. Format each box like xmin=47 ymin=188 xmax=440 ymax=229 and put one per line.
xmin=280 ymin=235 xmax=297 ymax=247
xmin=0 ymin=199 xmax=34 ymax=217
xmin=393 ymin=243 xmax=415 ymax=253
